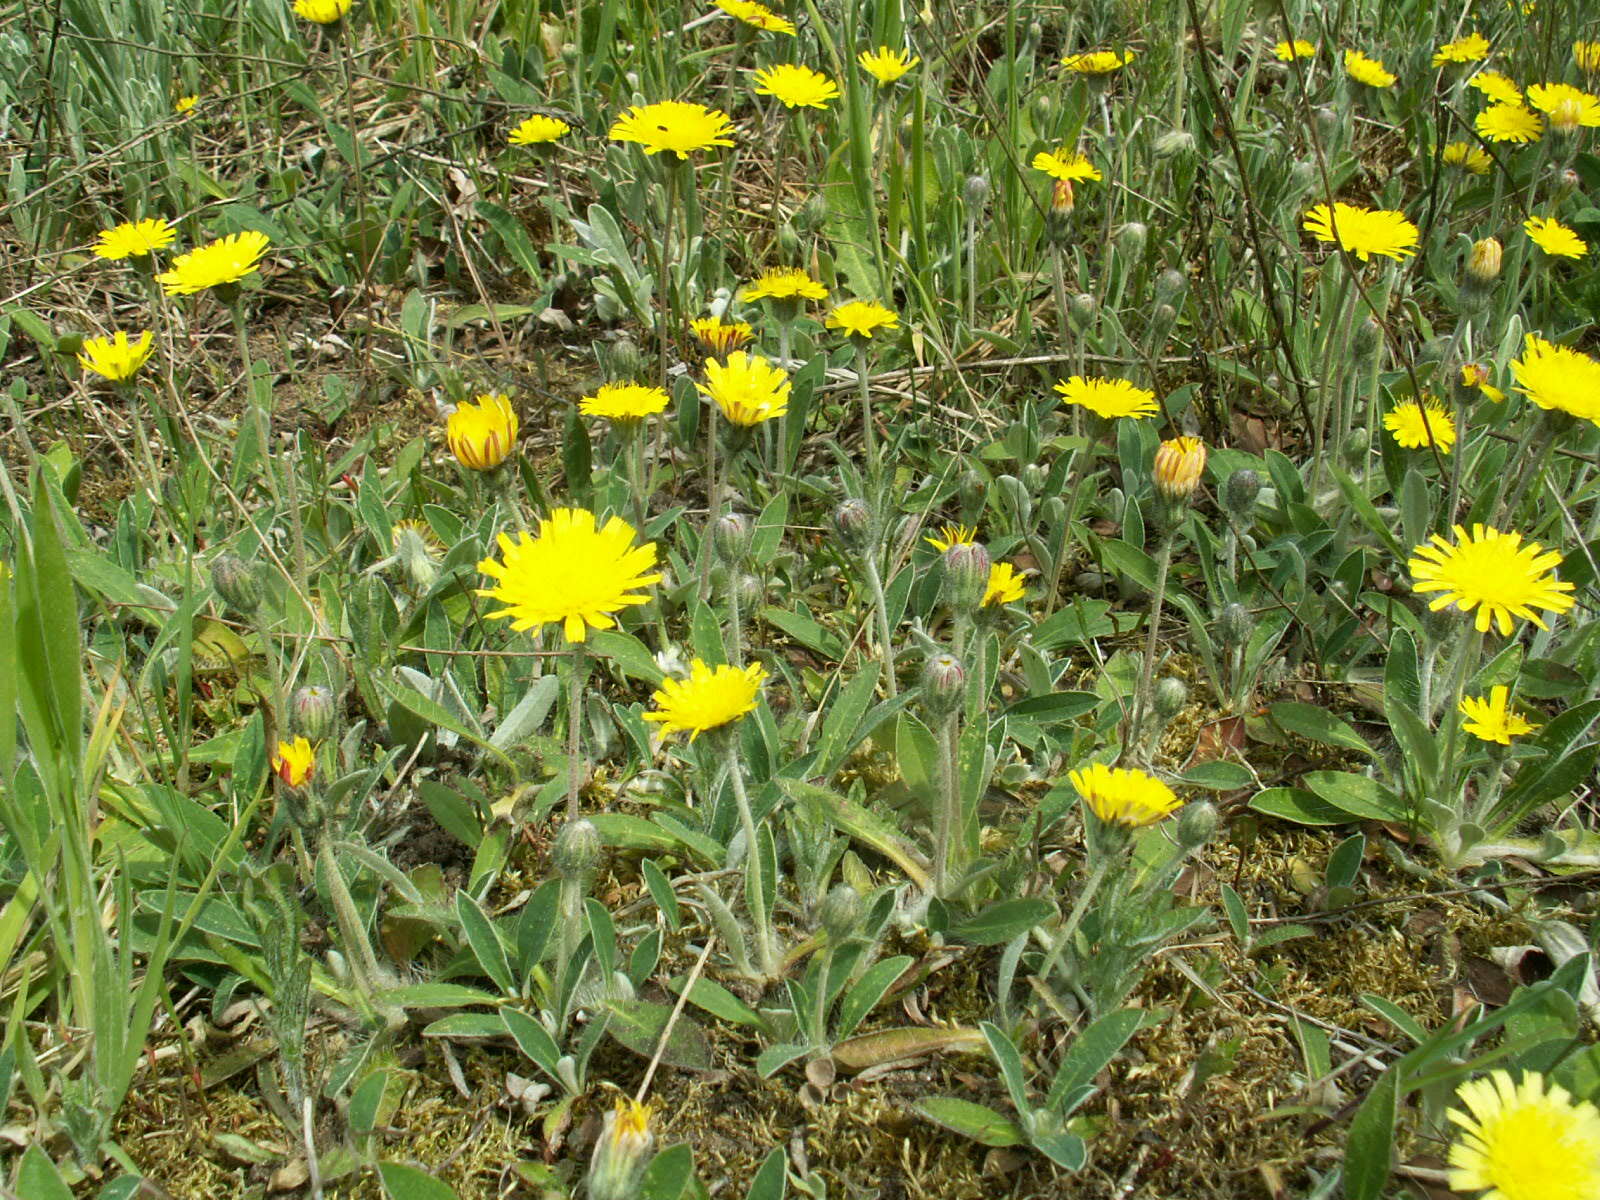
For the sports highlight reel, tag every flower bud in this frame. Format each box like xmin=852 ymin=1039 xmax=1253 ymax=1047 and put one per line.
xmin=1153 ymin=677 xmax=1188 ymax=720
xmin=736 ymin=572 xmax=764 ymax=608
xmin=608 ymin=337 xmax=646 ymax=382
xmin=1067 ymin=292 xmax=1097 ymax=332
xmin=551 ymin=817 xmax=603 ymax=881
xmin=393 ymin=520 xmax=440 ymax=592
xmin=1153 ymin=436 xmax=1206 ymax=502
xmin=1222 ymin=469 xmax=1261 ymax=521
xmin=1351 ymin=317 xmax=1381 ymax=366
xmin=587 ymin=1098 xmax=655 ymax=1200
xmin=920 ymin=652 xmax=966 ymax=717
xmin=819 ymin=884 xmax=863 ymax=943
xmin=796 ymin=193 xmax=829 ymax=233
xmin=1217 ymin=602 xmax=1253 ymax=648
xmin=1466 ymin=237 xmax=1502 ymax=285
xmin=963 ymin=174 xmax=991 ymax=210
xmin=777 ymin=220 xmax=802 ymax=263
xmin=1154 ymin=269 xmax=1187 ymax=308
xmin=1153 ymin=130 xmax=1196 ymax=161
xmin=292 ymin=685 xmax=338 ymax=742
xmin=831 ymin=498 xmax=873 ymax=549
xmin=1177 ymin=800 xmax=1219 ymax=850
xmin=272 ymin=737 xmax=315 ymax=789
xmin=1115 ymin=222 xmax=1147 ymax=257
xmin=212 ymin=554 xmax=261 ymax=614
xmin=713 ymin=511 xmax=754 ymax=565
xmin=1420 ymin=600 xmax=1459 ymax=643
xmin=1046 ymin=179 xmax=1075 ymax=243
xmin=446 ymin=393 xmax=519 ymax=472
xmin=941 ymin=541 xmax=991 ymax=614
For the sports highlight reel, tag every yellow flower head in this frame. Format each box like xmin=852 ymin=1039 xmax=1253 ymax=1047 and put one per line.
xmin=293 ymin=0 xmax=352 ymax=24
xmin=826 ymin=300 xmax=899 ymax=339
xmin=698 ymin=351 xmax=791 ymax=426
xmin=176 ymin=94 xmax=199 ymax=114
xmin=1576 ymin=41 xmax=1600 ymax=74
xmin=272 ymin=737 xmax=316 ymax=788
xmin=1458 ymin=686 xmax=1538 ymax=745
xmin=589 ymin=1097 xmax=656 ymax=1197
xmin=447 ymin=393 xmax=519 ymax=470
xmin=1475 ymin=102 xmax=1542 ymax=143
xmin=1069 ymin=762 xmax=1182 ymax=829
xmin=691 ymin=316 xmax=754 ymax=356
xmin=1442 ymin=141 xmax=1492 ymax=174
xmin=609 ymin=101 xmax=736 ymax=159
xmin=1524 ymin=215 xmax=1587 ymax=259
xmin=1154 ymin=436 xmax=1207 ymax=500
xmin=1461 ymin=363 xmax=1505 ymax=402
xmin=1031 ymin=149 xmax=1102 ymax=183
xmin=1408 ymin=524 xmax=1576 ymax=636
xmin=925 ymin=524 xmax=977 ymax=552
xmin=983 ymin=561 xmax=1026 ymax=608
xmin=1469 ymin=70 xmax=1521 ymax=105
xmin=714 ymin=0 xmax=795 ymax=35
xmin=1274 ymin=40 xmax=1316 ymax=62
xmin=1511 ymin=334 xmax=1600 ymax=425
xmin=1302 ymin=202 xmax=1419 ymax=261
xmin=94 ymin=218 xmax=176 ymax=260
xmin=1053 ymin=376 xmax=1160 ymax=420
xmin=741 ymin=267 xmax=828 ymax=303
xmin=156 ymin=230 xmax=271 ymax=296
xmin=752 ymin=63 xmax=840 ymax=109
xmin=477 ymin=509 xmax=662 ymax=644
xmin=77 ymin=331 xmax=154 ymax=383
xmin=643 ymin=659 xmax=767 ymax=740
xmin=858 ymin=46 xmax=919 ymax=85
xmin=1526 ymin=82 xmax=1600 ymax=133
xmin=509 ymin=114 xmax=571 ymax=145
xmin=1433 ymin=33 xmax=1489 ymax=67
xmin=1060 ymin=49 xmax=1134 ymax=74
xmin=1467 ymin=237 xmax=1503 ymax=282
xmin=1383 ymin=399 xmax=1456 ymax=452
xmin=1343 ymin=49 xmax=1397 ymax=88
xmin=579 ymin=383 xmax=670 ymax=424
xmin=1447 ymin=1071 xmax=1600 ymax=1200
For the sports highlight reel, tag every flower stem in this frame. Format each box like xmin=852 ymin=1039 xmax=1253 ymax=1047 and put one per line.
xmin=860 ymin=549 xmax=898 ymax=697
xmin=1126 ymin=532 xmax=1175 ymax=760
xmin=725 ymin=738 xmax=776 ymax=978
xmin=566 ymin=646 xmax=589 ymax=820
xmin=854 ymin=341 xmax=878 ymax=486
xmin=932 ymin=707 xmax=961 ymax=898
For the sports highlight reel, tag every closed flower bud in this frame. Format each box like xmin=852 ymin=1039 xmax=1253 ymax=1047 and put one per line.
xmin=1046 ymin=179 xmax=1076 ymax=242
xmin=796 ymin=193 xmax=829 ymax=232
xmin=819 ymin=884 xmax=863 ymax=942
xmin=713 ymin=511 xmax=754 ymax=565
xmin=1217 ymin=602 xmax=1253 ymax=648
xmin=446 ymin=393 xmax=519 ymax=472
xmin=777 ymin=220 xmax=802 ymax=263
xmin=292 ymin=685 xmax=338 ymax=742
xmin=393 ymin=521 xmax=441 ymax=592
xmin=212 ymin=554 xmax=261 ymax=614
xmin=941 ymin=541 xmax=991 ymax=614
xmin=587 ymin=1098 xmax=655 ymax=1200
xmin=1115 ymin=222 xmax=1147 ymax=257
xmin=608 ymin=337 xmax=646 ymax=382
xmin=1153 ymin=677 xmax=1188 ymax=720
xmin=1351 ymin=317 xmax=1381 ymax=365
xmin=1222 ymin=469 xmax=1261 ymax=521
xmin=1153 ymin=436 xmax=1206 ymax=502
xmin=921 ymin=652 xmax=966 ymax=717
xmin=1154 ymin=130 xmax=1196 ymax=161
xmin=1067 ymin=292 xmax=1097 ymax=332
xmin=1177 ymin=799 xmax=1219 ymax=850
xmin=551 ymin=817 xmax=603 ymax=880
xmin=736 ymin=572 xmax=764 ymax=608
xmin=831 ymin=498 xmax=873 ymax=548
xmin=1420 ymin=600 xmax=1459 ymax=643
xmin=1154 ymin=269 xmax=1187 ymax=308
xmin=963 ymin=174 xmax=991 ymax=210
xmin=1466 ymin=237 xmax=1502 ymax=284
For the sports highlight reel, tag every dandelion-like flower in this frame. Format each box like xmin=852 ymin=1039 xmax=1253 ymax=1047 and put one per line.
xmin=1447 ymin=1071 xmax=1600 ymax=1200
xmin=1053 ymin=376 xmax=1160 ymax=420
xmin=1461 ymin=363 xmax=1505 ymax=403
xmin=477 ymin=509 xmax=662 ymax=644
xmin=1408 ymin=525 xmax=1576 ymax=636
xmin=156 ymin=230 xmax=272 ymax=296
xmin=1442 ymin=142 xmax=1492 ymax=174
xmin=698 ymin=351 xmax=791 ymax=426
xmin=858 ymin=46 xmax=918 ymax=84
xmin=293 ymin=0 xmax=352 ymax=24
xmin=272 ymin=737 xmax=316 ymax=788
xmin=752 ymin=63 xmax=840 ymax=109
xmin=1273 ymin=40 xmax=1316 ymax=62
xmin=714 ymin=0 xmax=795 ymax=35
xmin=741 ymin=267 xmax=828 ymax=302
xmin=1576 ymin=41 xmax=1600 ymax=74
xmin=579 ymin=383 xmax=670 ymax=424
xmin=94 ymin=218 xmax=176 ymax=260
xmin=1060 ymin=49 xmax=1134 ymax=74
xmin=1524 ymin=216 xmax=1587 ymax=259
xmin=1469 ymin=70 xmax=1521 ymax=105
xmin=826 ymin=300 xmax=899 ymax=339
xmin=1154 ymin=436 xmax=1207 ymax=500
xmin=588 ymin=1097 xmax=657 ymax=1200
xmin=643 ymin=660 xmax=767 ymax=740
xmin=447 ymin=393 xmax=519 ymax=470
xmin=1433 ymin=33 xmax=1489 ymax=67
xmin=1526 ymin=82 xmax=1600 ymax=133
xmin=1459 ymin=686 xmax=1538 ymax=745
xmin=175 ymin=95 xmax=198 ymax=114
xmin=1383 ymin=400 xmax=1456 ymax=451
xmin=609 ymin=101 xmax=736 ymax=159
xmin=1031 ymin=149 xmax=1102 ymax=182
xmin=77 ymin=331 xmax=154 ymax=383
xmin=1069 ymin=762 xmax=1182 ymax=829
xmin=983 ymin=562 xmax=1026 ymax=608
xmin=1343 ymin=49 xmax=1396 ymax=88
xmin=691 ymin=316 xmax=753 ymax=356
xmin=509 ymin=114 xmax=571 ymax=145
xmin=925 ymin=524 xmax=976 ymax=552
xmin=1475 ymin=103 xmax=1542 ymax=143
xmin=1511 ymin=335 xmax=1600 ymax=425
xmin=1302 ymin=202 xmax=1419 ymax=261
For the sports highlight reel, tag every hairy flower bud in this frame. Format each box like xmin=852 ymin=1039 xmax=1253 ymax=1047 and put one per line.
xmin=1067 ymin=292 xmax=1097 ymax=333
xmin=1154 ymin=130 xmax=1196 ymax=161
xmin=819 ymin=884 xmax=863 ymax=943
xmin=713 ymin=511 xmax=754 ymax=565
xmin=587 ymin=1098 xmax=655 ymax=1200
xmin=941 ymin=541 xmax=991 ymax=615
xmin=292 ymin=685 xmax=338 ymax=742
xmin=1154 ymin=268 xmax=1188 ymax=308
xmin=1466 ymin=236 xmax=1502 ymax=285
xmin=212 ymin=554 xmax=261 ymax=614
xmin=736 ymin=572 xmax=764 ymax=608
xmin=551 ymin=817 xmax=603 ymax=881
xmin=1154 ymin=436 xmax=1207 ymax=502
xmin=1115 ymin=222 xmax=1148 ymax=257
xmin=963 ymin=174 xmax=991 ymax=210
xmin=831 ymin=498 xmax=872 ymax=549
xmin=1153 ymin=677 xmax=1188 ymax=720
xmin=1222 ymin=469 xmax=1261 ymax=522
xmin=1177 ymin=800 xmax=1219 ymax=850
xmin=1217 ymin=602 xmax=1253 ymax=648
xmin=921 ymin=653 xmax=966 ymax=717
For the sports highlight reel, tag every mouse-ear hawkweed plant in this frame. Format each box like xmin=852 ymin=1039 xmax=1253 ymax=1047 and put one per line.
xmin=1446 ymin=1072 xmax=1600 ymax=1200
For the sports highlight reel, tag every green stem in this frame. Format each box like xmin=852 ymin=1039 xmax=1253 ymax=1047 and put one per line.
xmin=566 ymin=646 xmax=589 ymax=819
xmin=854 ymin=340 xmax=878 ymax=485
xmin=1037 ymin=856 xmax=1112 ymax=984
xmin=317 ymin=839 xmax=384 ymax=1002
xmin=932 ymin=707 xmax=961 ymax=898
xmin=860 ymin=550 xmax=898 ymax=697
xmin=1126 ymin=532 xmax=1175 ymax=760
xmin=726 ymin=739 xmax=776 ymax=978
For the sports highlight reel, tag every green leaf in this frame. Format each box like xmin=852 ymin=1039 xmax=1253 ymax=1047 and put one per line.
xmin=1265 ymin=702 xmax=1374 ymax=758
xmin=745 ymin=1146 xmax=788 ymax=1200
xmin=421 ymin=1013 xmax=507 ymax=1039
xmin=1031 ymin=1129 xmax=1087 ymax=1170
xmin=501 ymin=1008 xmax=562 ymax=1078
xmin=980 ymin=1021 xmax=1031 ymax=1114
xmin=384 ymin=983 xmax=501 ymax=1009
xmin=667 ymin=974 xmax=771 ymax=1033
xmin=947 ymin=899 xmax=1056 ymax=946
xmin=455 ymin=892 xmax=513 ymax=995
xmin=1045 ymin=1008 xmax=1147 ymax=1112
xmin=1179 ymin=761 xmax=1253 ymax=790
xmin=835 ymin=956 xmax=912 ymax=1040
xmin=912 ymin=1096 xmax=1024 ymax=1147
xmin=605 ymin=998 xmax=714 ymax=1070
xmin=639 ymin=1143 xmax=698 ymax=1200
xmin=1003 ymin=691 xmax=1100 ymax=725
xmin=1343 ymin=1067 xmax=1399 ymax=1200
xmin=1031 ymin=598 xmax=1117 ymax=651
xmin=1302 ymin=771 xmax=1406 ymax=822
xmin=378 ymin=1161 xmax=461 ymax=1200
xmin=1097 ymin=538 xmax=1158 ymax=590
xmin=640 ymin=859 xmax=681 ymax=932
xmin=778 ymin=778 xmax=930 ymax=891
xmin=590 ymin=630 xmax=666 ymax=685
xmin=813 ymin=664 xmax=882 ymax=777
xmin=1248 ymin=787 xmax=1353 ymax=826
xmin=588 ymin=813 xmax=684 ymax=855
xmin=16 ymin=1145 xmax=74 ymax=1200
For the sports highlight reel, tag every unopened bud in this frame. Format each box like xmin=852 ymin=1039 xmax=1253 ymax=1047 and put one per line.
xmin=1177 ymin=800 xmax=1219 ymax=850
xmin=212 ymin=554 xmax=261 ymax=614
xmin=1351 ymin=317 xmax=1381 ymax=365
xmin=1420 ymin=600 xmax=1459 ymax=643
xmin=735 ymin=572 xmax=764 ymax=607
xmin=921 ymin=652 xmax=967 ymax=717
xmin=1154 ymin=130 xmax=1196 ymax=161
xmin=394 ymin=521 xmax=440 ymax=592
xmin=1153 ymin=677 xmax=1188 ymax=720
xmin=551 ymin=817 xmax=603 ymax=880
xmin=609 ymin=337 xmax=646 ymax=382
xmin=941 ymin=542 xmax=991 ymax=614
xmin=1067 ymin=292 xmax=1097 ymax=332
xmin=796 ymin=193 xmax=829 ymax=232
xmin=1153 ymin=436 xmax=1206 ymax=502
xmin=1222 ymin=470 xmax=1261 ymax=521
xmin=819 ymin=884 xmax=863 ymax=942
xmin=777 ymin=220 xmax=801 ymax=263
xmin=587 ymin=1098 xmax=655 ymax=1200
xmin=1466 ymin=237 xmax=1502 ymax=285
xmin=831 ymin=498 xmax=872 ymax=548
xmin=713 ymin=512 xmax=753 ymax=565
xmin=963 ymin=174 xmax=990 ymax=210
xmin=1154 ymin=269 xmax=1187 ymax=308
xmin=292 ymin=685 xmax=338 ymax=742
xmin=1046 ymin=178 xmax=1075 ymax=242
xmin=1115 ymin=222 xmax=1147 ymax=257
xmin=1217 ymin=602 xmax=1253 ymax=648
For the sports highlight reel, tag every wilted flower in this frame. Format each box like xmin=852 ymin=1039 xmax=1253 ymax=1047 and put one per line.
xmin=1442 ymin=142 xmax=1492 ymax=174
xmin=690 ymin=315 xmax=754 ymax=356
xmin=1466 ymin=237 xmax=1503 ymax=282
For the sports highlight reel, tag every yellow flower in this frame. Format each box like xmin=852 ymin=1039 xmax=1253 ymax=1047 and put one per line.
xmin=983 ymin=562 xmax=1026 ymax=608
xmin=925 ymin=524 xmax=976 ymax=552
xmin=1154 ymin=436 xmax=1207 ymax=500
xmin=293 ymin=0 xmax=352 ymax=23
xmin=609 ymin=101 xmax=736 ymax=159
xmin=643 ymin=660 xmax=766 ymax=740
xmin=272 ymin=737 xmax=316 ymax=788
xmin=1301 ymin=202 xmax=1419 ymax=261
xmin=691 ymin=316 xmax=753 ymax=356
xmin=740 ymin=267 xmax=828 ymax=302
xmin=156 ymin=230 xmax=271 ymax=296
xmin=1447 ymin=1071 xmax=1600 ymax=1200
xmin=1383 ymin=400 xmax=1456 ymax=452
xmin=698 ymin=351 xmax=791 ymax=426
xmin=509 ymin=114 xmax=571 ymax=145
xmin=858 ymin=46 xmax=918 ymax=84
xmin=1511 ymin=334 xmax=1600 ymax=425
xmin=579 ymin=383 xmax=669 ymax=424
xmin=1467 ymin=237 xmax=1503 ymax=283
xmin=1475 ymin=102 xmax=1542 ymax=143
xmin=826 ymin=300 xmax=899 ymax=339
xmin=1408 ymin=524 xmax=1575 ymax=636
xmin=77 ymin=331 xmax=154 ymax=383
xmin=1524 ymin=215 xmax=1587 ymax=259
xmin=1469 ymin=70 xmax=1521 ymax=105
xmin=1458 ymin=686 xmax=1538 ymax=745
xmin=1432 ymin=33 xmax=1489 ymax=67
xmin=1526 ymin=82 xmax=1600 ymax=132
xmin=714 ymin=0 xmax=795 ymax=35
xmin=1343 ymin=49 xmax=1396 ymax=88
xmin=1030 ymin=149 xmax=1101 ymax=182
xmin=1069 ymin=762 xmax=1182 ymax=829
xmin=752 ymin=63 xmax=840 ymax=109
xmin=1442 ymin=141 xmax=1492 ymax=174
xmin=1460 ymin=363 xmax=1506 ymax=402
xmin=588 ymin=1097 xmax=657 ymax=1200
xmin=477 ymin=509 xmax=662 ymax=644
xmin=1060 ymin=49 xmax=1134 ymax=74
xmin=1273 ymin=40 xmax=1316 ymax=62
xmin=446 ymin=393 xmax=519 ymax=470
xmin=94 ymin=218 xmax=176 ymax=260
xmin=1053 ymin=376 xmax=1160 ymax=420
xmin=1576 ymin=41 xmax=1600 ymax=74
xmin=175 ymin=94 xmax=198 ymax=114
